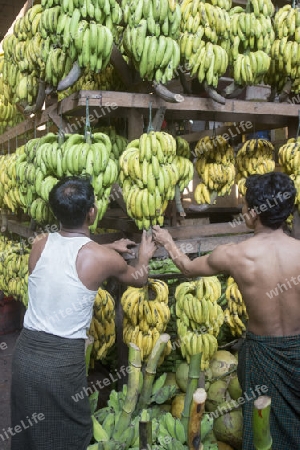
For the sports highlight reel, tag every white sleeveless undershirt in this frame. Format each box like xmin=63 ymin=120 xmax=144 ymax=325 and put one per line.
xmin=24 ymin=232 xmax=98 ymax=339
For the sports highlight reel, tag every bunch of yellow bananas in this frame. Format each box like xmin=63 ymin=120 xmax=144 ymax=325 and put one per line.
xmin=0 ymin=147 xmax=27 ymax=213
xmin=180 ymin=0 xmax=230 ymax=88
xmin=175 ymin=277 xmax=224 ymax=370
xmin=267 ymin=5 xmax=300 ymax=95
xmin=121 ymin=279 xmax=171 ymax=361
xmin=223 ymin=276 xmax=248 ymax=337
xmin=121 ymin=0 xmax=181 ymax=83
xmin=89 ymin=288 xmax=116 ymax=361
xmin=229 ymin=0 xmax=275 ymax=86
xmin=119 ymin=131 xmax=193 ymax=230
xmin=236 ymin=139 xmax=275 ymax=196
xmin=0 ymin=237 xmax=29 ymax=307
xmin=194 ymin=135 xmax=235 ymax=203
xmin=278 ymin=137 xmax=300 ymax=213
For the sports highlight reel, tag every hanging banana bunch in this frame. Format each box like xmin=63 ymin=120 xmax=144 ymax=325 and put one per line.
xmin=194 ymin=135 xmax=235 ymax=204
xmin=278 ymin=136 xmax=300 ymax=214
xmin=121 ymin=0 xmax=181 ymax=83
xmin=223 ymin=276 xmax=248 ymax=337
xmin=229 ymin=0 xmax=275 ymax=86
xmin=235 ymin=138 xmax=275 ymax=196
xmin=119 ymin=131 xmax=179 ymax=230
xmin=121 ymin=279 xmax=171 ymax=362
xmin=175 ymin=276 xmax=224 ymax=370
xmin=89 ymin=288 xmax=116 ymax=361
xmin=266 ymin=5 xmax=300 ymax=95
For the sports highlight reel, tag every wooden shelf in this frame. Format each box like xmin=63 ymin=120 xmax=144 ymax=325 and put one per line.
xmin=0 ymin=90 xmax=299 ymax=148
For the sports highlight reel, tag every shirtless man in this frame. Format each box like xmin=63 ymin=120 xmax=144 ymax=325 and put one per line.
xmin=153 ymin=171 xmax=300 ymax=449
xmin=11 ymin=175 xmax=156 ymax=450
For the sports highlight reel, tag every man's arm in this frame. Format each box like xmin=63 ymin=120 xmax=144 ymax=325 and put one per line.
xmin=152 ymin=226 xmax=232 ymax=277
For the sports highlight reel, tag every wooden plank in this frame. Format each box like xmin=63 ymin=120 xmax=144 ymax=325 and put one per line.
xmin=165 ymin=221 xmax=251 ymax=240
xmin=74 ymin=91 xmax=300 ymax=125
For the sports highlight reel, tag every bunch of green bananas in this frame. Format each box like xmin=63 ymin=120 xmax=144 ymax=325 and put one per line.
xmin=94 ymin=125 xmax=128 ymax=164
xmin=180 ymin=0 xmax=230 ymax=88
xmin=175 ymin=277 xmax=224 ymax=370
xmin=235 ymin=139 xmax=275 ymax=196
xmin=121 ymin=279 xmax=171 ymax=362
xmin=88 ymin=288 xmax=116 ymax=361
xmin=267 ymin=5 xmax=300 ymax=94
xmin=1 ymin=5 xmax=44 ymax=108
xmin=223 ymin=277 xmax=248 ymax=337
xmin=15 ymin=131 xmax=118 ymax=225
xmin=0 ymin=237 xmax=29 ymax=307
xmin=194 ymin=135 xmax=235 ymax=202
xmin=121 ymin=0 xmax=181 ymax=83
xmin=229 ymin=1 xmax=275 ymax=86
xmin=119 ymin=131 xmax=193 ymax=230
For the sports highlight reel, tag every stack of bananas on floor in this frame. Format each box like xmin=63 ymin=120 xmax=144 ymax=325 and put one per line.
xmin=119 ymin=131 xmax=193 ymax=229
xmin=15 ymin=131 xmax=118 ymax=226
xmin=89 ymin=288 xmax=116 ymax=361
xmin=266 ymin=5 xmax=300 ymax=95
xmin=91 ymin=393 xmax=188 ymax=449
xmin=278 ymin=137 xmax=300 ymax=213
xmin=57 ymin=64 xmax=125 ymax=101
xmin=0 ymin=146 xmax=27 ymax=213
xmin=175 ymin=277 xmax=224 ymax=370
xmin=180 ymin=0 xmax=231 ymax=88
xmin=194 ymin=135 xmax=235 ymax=204
xmin=121 ymin=0 xmax=181 ymax=83
xmin=121 ymin=279 xmax=171 ymax=361
xmin=229 ymin=0 xmax=275 ymax=86
xmin=0 ymin=237 xmax=30 ymax=307
xmin=1 ymin=4 xmax=44 ymax=109
xmin=235 ymin=138 xmax=275 ymax=196
xmin=223 ymin=276 xmax=248 ymax=337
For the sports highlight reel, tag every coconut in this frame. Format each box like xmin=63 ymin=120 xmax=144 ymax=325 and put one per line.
xmin=217 ymin=442 xmax=235 ymax=450
xmin=206 ymin=379 xmax=228 ymax=412
xmin=213 ymin=410 xmax=243 ymax=450
xmin=227 ymin=375 xmax=242 ymax=401
xmin=209 ymin=350 xmax=238 ymax=379
xmin=175 ymin=362 xmax=189 ymax=392
xmin=171 ymin=393 xmax=185 ymax=419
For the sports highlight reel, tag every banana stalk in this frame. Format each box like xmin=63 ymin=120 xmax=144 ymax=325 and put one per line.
xmin=113 ymin=343 xmax=142 ymax=440
xmin=188 ymin=388 xmax=207 ymax=450
xmin=137 ymin=333 xmax=170 ymax=410
xmin=252 ymin=396 xmax=272 ymax=450
xmin=181 ymin=353 xmax=202 ymax=431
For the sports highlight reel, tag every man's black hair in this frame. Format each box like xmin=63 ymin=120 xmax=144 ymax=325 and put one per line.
xmin=49 ymin=175 xmax=95 ymax=228
xmin=245 ymin=172 xmax=296 ymax=229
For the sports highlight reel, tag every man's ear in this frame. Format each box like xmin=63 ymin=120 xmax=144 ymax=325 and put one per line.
xmin=87 ymin=206 xmax=96 ymax=223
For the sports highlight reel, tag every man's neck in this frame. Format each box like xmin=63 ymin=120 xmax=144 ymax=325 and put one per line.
xmin=60 ymin=226 xmax=90 ymax=238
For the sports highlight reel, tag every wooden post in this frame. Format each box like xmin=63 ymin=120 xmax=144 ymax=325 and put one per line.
xmin=127 ymin=109 xmax=144 ymax=141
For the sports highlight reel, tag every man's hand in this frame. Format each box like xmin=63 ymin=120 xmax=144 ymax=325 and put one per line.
xmin=152 ymin=225 xmax=173 ymax=247
xmin=109 ymin=238 xmax=137 ymax=255
xmin=138 ymin=230 xmax=157 ymax=262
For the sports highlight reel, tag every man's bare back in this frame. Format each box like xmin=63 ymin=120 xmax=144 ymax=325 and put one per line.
xmin=222 ymin=229 xmax=300 ymax=336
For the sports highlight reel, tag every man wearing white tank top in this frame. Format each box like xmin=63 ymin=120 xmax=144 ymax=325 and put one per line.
xmin=10 ymin=175 xmax=157 ymax=450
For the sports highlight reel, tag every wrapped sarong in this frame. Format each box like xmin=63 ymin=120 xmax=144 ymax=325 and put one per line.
xmin=10 ymin=328 xmax=92 ymax=450
xmin=237 ymin=331 xmax=300 ymax=450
